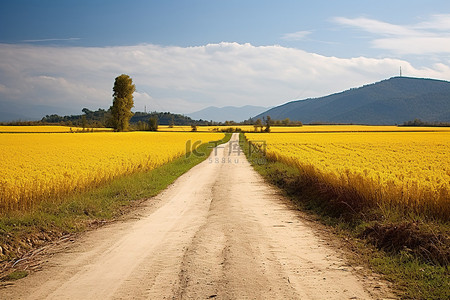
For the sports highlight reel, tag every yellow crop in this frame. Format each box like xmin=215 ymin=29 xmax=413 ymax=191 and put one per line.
xmin=158 ymin=125 xmax=257 ymax=132
xmin=3 ymin=124 xmax=448 ymax=133
xmin=245 ymin=132 xmax=450 ymax=218
xmin=158 ymin=125 xmax=450 ymax=133
xmin=266 ymin=125 xmax=450 ymax=133
xmin=0 ymin=126 xmax=112 ymax=133
xmin=0 ymin=132 xmax=223 ymax=212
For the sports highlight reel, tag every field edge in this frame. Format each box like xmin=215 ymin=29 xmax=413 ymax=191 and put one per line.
xmin=239 ymin=133 xmax=449 ymax=300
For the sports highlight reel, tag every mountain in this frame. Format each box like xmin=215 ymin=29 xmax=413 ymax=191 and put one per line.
xmin=0 ymin=110 xmax=33 ymax=122
xmin=0 ymin=101 xmax=56 ymax=122
xmin=188 ymin=105 xmax=269 ymax=122
xmin=254 ymin=77 xmax=450 ymax=125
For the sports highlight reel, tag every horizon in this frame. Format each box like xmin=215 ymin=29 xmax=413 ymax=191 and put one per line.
xmin=1 ymin=1 xmax=450 ymax=121
xmin=31 ymin=75 xmax=448 ymax=125
xmin=2 ymin=75 xmax=448 ymax=122
xmin=46 ymin=75 xmax=446 ymax=116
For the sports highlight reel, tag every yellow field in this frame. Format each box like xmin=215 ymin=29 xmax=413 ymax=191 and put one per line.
xmin=266 ymin=125 xmax=450 ymax=133
xmin=158 ymin=125 xmax=450 ymax=133
xmin=0 ymin=125 xmax=112 ymax=133
xmin=0 ymin=132 xmax=223 ymax=211
xmin=157 ymin=125 xmax=255 ymax=132
xmin=245 ymin=132 xmax=450 ymax=217
xmin=2 ymin=124 xmax=449 ymax=134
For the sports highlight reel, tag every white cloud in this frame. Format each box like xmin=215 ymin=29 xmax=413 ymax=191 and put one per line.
xmin=281 ymin=31 xmax=312 ymax=41
xmin=333 ymin=15 xmax=450 ymax=55
xmin=374 ymin=37 xmax=450 ymax=55
xmin=134 ymin=91 xmax=152 ymax=100
xmin=415 ymin=14 xmax=450 ymax=31
xmin=0 ymin=42 xmax=449 ymax=118
xmin=334 ymin=17 xmax=420 ymax=36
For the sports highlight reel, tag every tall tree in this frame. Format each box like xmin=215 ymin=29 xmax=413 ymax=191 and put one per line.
xmin=169 ymin=115 xmax=175 ymax=128
xmin=81 ymin=115 xmax=87 ymax=131
xmin=148 ymin=116 xmax=158 ymax=131
xmin=110 ymin=74 xmax=135 ymax=131
xmin=264 ymin=115 xmax=272 ymax=132
xmin=254 ymin=118 xmax=263 ymax=132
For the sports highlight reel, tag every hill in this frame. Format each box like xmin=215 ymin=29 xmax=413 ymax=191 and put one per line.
xmin=254 ymin=77 xmax=450 ymax=125
xmin=188 ymin=105 xmax=268 ymax=122
xmin=0 ymin=100 xmax=54 ymax=122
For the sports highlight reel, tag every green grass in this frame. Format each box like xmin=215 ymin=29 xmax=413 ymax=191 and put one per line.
xmin=0 ymin=270 xmax=28 ymax=281
xmin=0 ymin=133 xmax=231 ymax=263
xmin=239 ymin=133 xmax=449 ymax=300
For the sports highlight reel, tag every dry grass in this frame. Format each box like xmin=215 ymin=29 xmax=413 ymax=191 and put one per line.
xmin=245 ymin=131 xmax=450 ymax=220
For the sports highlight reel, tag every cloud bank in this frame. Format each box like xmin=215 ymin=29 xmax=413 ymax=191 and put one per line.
xmin=1 ymin=42 xmax=450 ymax=120
xmin=334 ymin=14 xmax=450 ymax=55
xmin=281 ymin=31 xmax=312 ymax=41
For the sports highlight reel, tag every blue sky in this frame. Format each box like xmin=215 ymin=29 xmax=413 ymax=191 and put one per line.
xmin=1 ymin=0 xmax=450 ymax=120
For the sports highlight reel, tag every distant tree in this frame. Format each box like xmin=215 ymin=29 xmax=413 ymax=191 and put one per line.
xmin=148 ymin=116 xmax=158 ymax=131
xmin=282 ymin=118 xmax=290 ymax=126
xmin=82 ymin=108 xmax=93 ymax=115
xmin=81 ymin=115 xmax=87 ymax=131
xmin=224 ymin=120 xmax=236 ymax=126
xmin=264 ymin=115 xmax=272 ymax=133
xmin=191 ymin=125 xmax=198 ymax=132
xmin=254 ymin=118 xmax=263 ymax=132
xmin=110 ymin=74 xmax=135 ymax=131
xmin=136 ymin=120 xmax=147 ymax=131
xmin=169 ymin=115 xmax=175 ymax=128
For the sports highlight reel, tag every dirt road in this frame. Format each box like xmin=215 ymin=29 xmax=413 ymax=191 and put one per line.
xmin=0 ymin=133 xmax=392 ymax=299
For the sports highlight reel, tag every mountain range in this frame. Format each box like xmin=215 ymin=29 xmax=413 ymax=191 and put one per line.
xmin=254 ymin=77 xmax=450 ymax=125
xmin=188 ymin=105 xmax=268 ymax=122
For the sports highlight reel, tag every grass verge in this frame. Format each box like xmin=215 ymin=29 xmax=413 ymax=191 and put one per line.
xmin=240 ymin=133 xmax=449 ymax=300
xmin=0 ymin=270 xmax=28 ymax=281
xmin=0 ymin=133 xmax=231 ymax=265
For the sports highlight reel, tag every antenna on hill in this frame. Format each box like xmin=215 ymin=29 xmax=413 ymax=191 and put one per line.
xmin=399 ymin=66 xmax=402 ymax=77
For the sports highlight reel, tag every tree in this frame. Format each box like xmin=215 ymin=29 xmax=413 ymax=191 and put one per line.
xmin=82 ymin=108 xmax=93 ymax=115
xmin=169 ymin=115 xmax=175 ymax=128
xmin=254 ymin=118 xmax=263 ymax=132
xmin=148 ymin=116 xmax=158 ymax=131
xmin=264 ymin=115 xmax=272 ymax=133
xmin=81 ymin=115 xmax=87 ymax=131
xmin=110 ymin=74 xmax=135 ymax=131
xmin=136 ymin=120 xmax=147 ymax=131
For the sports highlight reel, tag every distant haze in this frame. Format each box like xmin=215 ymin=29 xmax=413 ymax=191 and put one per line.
xmin=187 ymin=105 xmax=269 ymax=123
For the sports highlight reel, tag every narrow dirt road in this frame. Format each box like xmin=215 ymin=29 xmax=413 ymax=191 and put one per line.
xmin=0 ymin=133 xmax=392 ymax=299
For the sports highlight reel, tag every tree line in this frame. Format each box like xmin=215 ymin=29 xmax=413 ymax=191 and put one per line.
xmin=401 ymin=118 xmax=450 ymax=127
